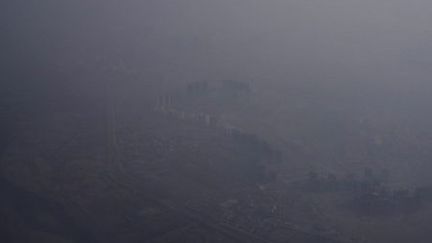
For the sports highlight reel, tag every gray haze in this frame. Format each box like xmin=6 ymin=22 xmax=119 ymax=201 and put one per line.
xmin=5 ymin=0 xmax=432 ymax=170
xmin=2 ymin=1 xmax=432 ymax=242
xmin=4 ymin=0 xmax=432 ymax=123
xmin=4 ymin=0 xmax=432 ymax=83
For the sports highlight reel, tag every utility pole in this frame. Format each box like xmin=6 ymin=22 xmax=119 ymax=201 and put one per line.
xmin=104 ymin=68 xmax=123 ymax=172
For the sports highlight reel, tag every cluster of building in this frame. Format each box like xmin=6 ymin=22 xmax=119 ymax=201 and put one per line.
xmin=181 ymin=186 xmax=344 ymax=242
xmin=153 ymin=93 xmax=243 ymax=136
xmin=304 ymin=169 xmax=432 ymax=216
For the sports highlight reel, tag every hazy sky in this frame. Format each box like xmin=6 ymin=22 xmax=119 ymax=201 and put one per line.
xmin=3 ymin=0 xmax=432 ymax=91
xmin=3 ymin=0 xmax=432 ymax=195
